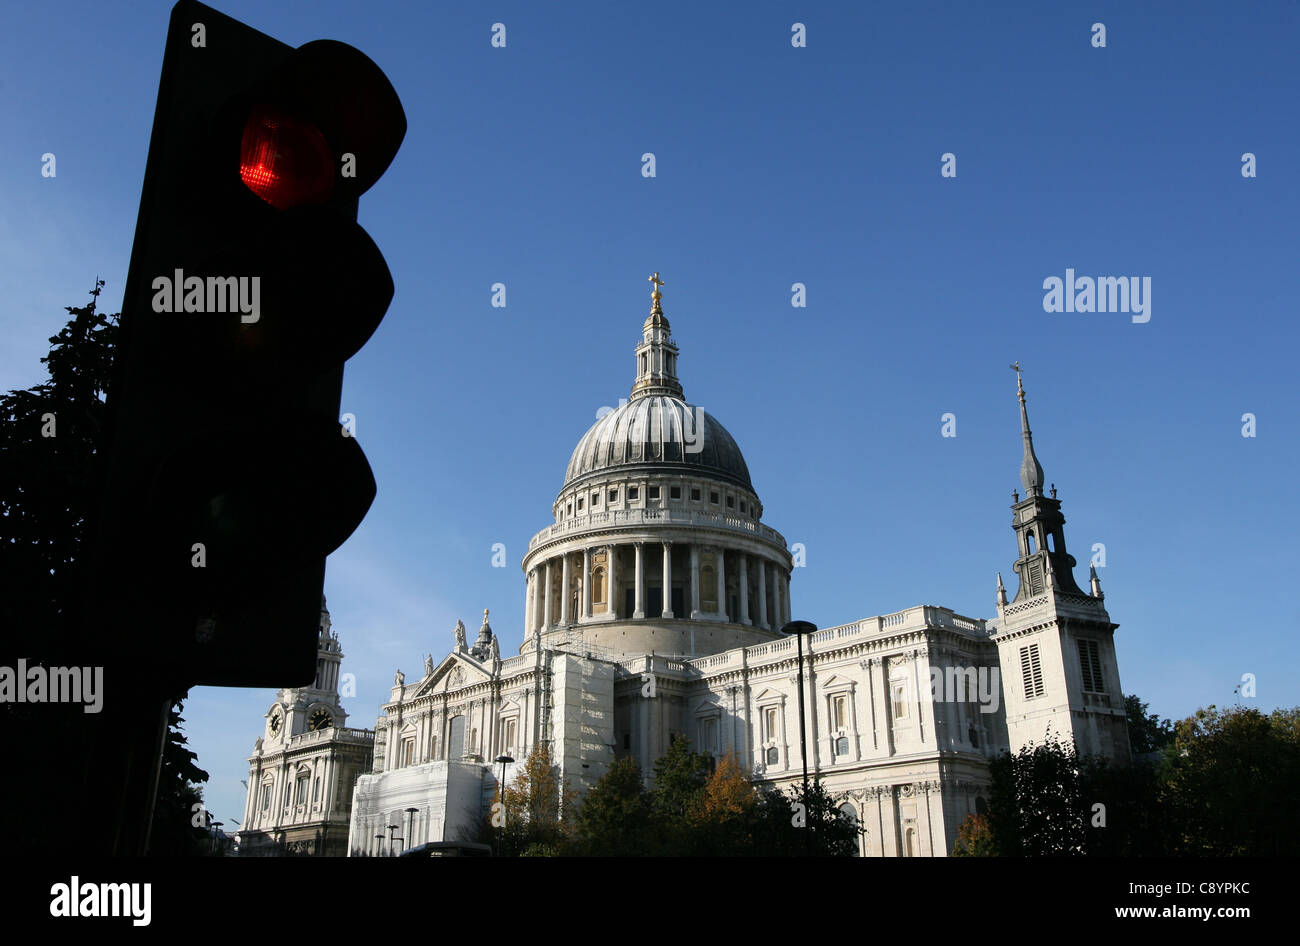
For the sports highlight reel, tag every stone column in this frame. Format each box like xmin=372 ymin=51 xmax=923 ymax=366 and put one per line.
xmin=524 ymin=569 xmax=534 ymax=635
xmin=633 ymin=542 xmax=645 ymax=619
xmin=738 ymin=554 xmax=750 ymax=625
xmin=690 ymin=544 xmax=701 ymax=619
xmin=582 ymin=547 xmax=593 ymax=620
xmin=607 ymin=544 xmax=619 ymax=618
xmin=532 ymin=567 xmax=542 ymax=633
xmin=561 ymin=553 xmax=571 ymax=625
xmin=661 ymin=541 xmax=674 ymax=618
xmin=543 ymin=559 xmax=553 ymax=631
xmin=715 ymin=547 xmax=727 ymax=621
xmin=783 ymin=572 xmax=791 ymax=625
xmin=757 ymin=558 xmax=768 ymax=628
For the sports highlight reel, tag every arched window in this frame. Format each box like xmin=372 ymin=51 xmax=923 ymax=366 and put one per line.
xmin=1026 ymin=531 xmax=1036 ymax=554
xmin=592 ymin=566 xmax=606 ymax=604
xmin=905 ymin=827 xmax=916 ymax=857
xmin=640 ymin=353 xmax=647 ymax=374
xmin=838 ymin=803 xmax=860 ymax=856
xmin=1047 ymin=532 xmax=1056 ymax=552
xmin=701 ymin=565 xmax=717 ymax=610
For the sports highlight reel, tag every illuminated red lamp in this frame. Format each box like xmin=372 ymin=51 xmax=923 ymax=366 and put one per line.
xmin=239 ymin=105 xmax=335 ymax=209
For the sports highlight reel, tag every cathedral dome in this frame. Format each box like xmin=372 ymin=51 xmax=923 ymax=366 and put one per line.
xmin=563 ymin=396 xmax=754 ymax=492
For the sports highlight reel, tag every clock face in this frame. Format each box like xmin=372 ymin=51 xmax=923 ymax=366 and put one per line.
xmin=268 ymin=712 xmax=282 ymax=735
xmin=309 ymin=709 xmax=333 ymax=732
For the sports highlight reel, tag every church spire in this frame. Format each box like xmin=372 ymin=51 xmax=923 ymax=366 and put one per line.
xmin=1012 ymin=362 xmax=1045 ymax=499
xmin=1005 ymin=366 xmax=1085 ymax=601
xmin=631 ymin=271 xmax=684 ymax=400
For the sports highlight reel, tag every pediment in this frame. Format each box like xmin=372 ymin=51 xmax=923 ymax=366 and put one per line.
xmin=752 ymin=687 xmax=786 ymax=703
xmin=819 ymin=674 xmax=855 ymax=690
xmin=410 ymin=652 xmax=492 ymax=698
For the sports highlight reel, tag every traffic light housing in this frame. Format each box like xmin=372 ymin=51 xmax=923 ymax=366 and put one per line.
xmin=95 ymin=0 xmax=405 ymax=687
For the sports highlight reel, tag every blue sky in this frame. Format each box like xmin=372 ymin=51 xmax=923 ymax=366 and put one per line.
xmin=3 ymin=1 xmax=1297 ymax=831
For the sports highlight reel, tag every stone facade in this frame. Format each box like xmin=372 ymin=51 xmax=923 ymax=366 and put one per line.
xmin=239 ymin=601 xmax=373 ymax=856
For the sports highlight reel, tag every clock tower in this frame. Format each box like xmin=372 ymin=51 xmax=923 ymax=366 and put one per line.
xmin=240 ymin=598 xmax=375 ymax=855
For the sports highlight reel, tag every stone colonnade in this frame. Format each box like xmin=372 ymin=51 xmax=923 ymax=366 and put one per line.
xmin=524 ymin=541 xmax=791 ymax=632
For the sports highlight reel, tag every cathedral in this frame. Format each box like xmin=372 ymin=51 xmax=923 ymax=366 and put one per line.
xmin=243 ymin=275 xmax=1131 ymax=857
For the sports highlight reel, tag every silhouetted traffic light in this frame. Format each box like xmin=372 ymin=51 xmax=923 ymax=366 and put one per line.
xmin=95 ymin=0 xmax=405 ymax=688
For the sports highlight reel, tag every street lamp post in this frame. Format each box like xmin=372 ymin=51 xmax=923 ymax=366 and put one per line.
xmin=404 ymin=807 xmax=419 ymax=853
xmin=387 ymin=824 xmax=398 ymax=856
xmin=781 ymin=620 xmax=818 ymax=854
xmin=374 ymin=833 xmax=385 ymax=857
xmin=495 ymin=754 xmax=514 ymax=856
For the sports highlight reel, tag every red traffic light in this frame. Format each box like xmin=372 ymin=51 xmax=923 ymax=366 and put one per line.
xmin=239 ymin=105 xmax=335 ymax=209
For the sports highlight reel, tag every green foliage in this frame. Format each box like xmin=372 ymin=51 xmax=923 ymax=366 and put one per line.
xmin=988 ymin=730 xmax=1086 ymax=856
xmin=1125 ymin=694 xmax=1175 ymax=754
xmin=149 ymin=699 xmax=212 ymax=856
xmin=0 ymin=280 xmax=118 ymax=655
xmin=651 ymin=734 xmax=713 ymax=822
xmin=983 ymin=699 xmax=1300 ymax=857
xmin=0 ymin=283 xmax=208 ymax=855
xmin=572 ymin=755 xmax=658 ymax=856
xmin=1158 ymin=704 xmax=1300 ymax=855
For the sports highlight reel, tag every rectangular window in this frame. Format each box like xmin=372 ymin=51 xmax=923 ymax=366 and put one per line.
xmin=591 ymin=491 xmax=599 ymax=506
xmin=401 ymin=737 xmax=415 ymax=766
xmin=500 ymin=718 xmax=517 ymax=754
xmin=578 ymin=497 xmax=584 ymax=510
xmin=648 ymin=486 xmax=660 ymax=500
xmin=726 ymin=495 xmax=734 ymax=508
xmin=1078 ymin=639 xmax=1104 ymax=693
xmin=892 ymin=683 xmax=908 ymax=720
xmin=691 ymin=487 xmax=701 ymax=501
xmin=670 ymin=486 xmax=681 ymax=500
xmin=764 ymin=706 xmax=779 ymax=742
xmin=629 ymin=487 xmax=639 ymax=501
xmin=609 ymin=489 xmax=618 ymax=503
xmin=710 ymin=491 xmax=719 ymax=504
xmin=1020 ymin=643 xmax=1046 ymax=699
xmin=261 ymin=786 xmax=270 ymax=811
xmin=832 ymin=694 xmax=847 ymax=730
xmin=700 ymin=717 xmax=718 ymax=755
xmin=739 ymin=501 xmax=746 ymax=513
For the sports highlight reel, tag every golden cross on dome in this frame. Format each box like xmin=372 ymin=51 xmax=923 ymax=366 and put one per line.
xmin=649 ymin=272 xmax=664 ymax=303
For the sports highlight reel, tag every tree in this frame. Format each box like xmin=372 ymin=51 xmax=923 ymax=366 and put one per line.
xmin=688 ymin=751 xmax=758 ymax=855
xmin=749 ymin=778 xmax=861 ymax=856
xmin=0 ymin=280 xmax=117 ymax=659
xmin=572 ymin=755 xmax=658 ymax=856
xmin=650 ymin=733 xmax=713 ymax=854
xmin=951 ymin=813 xmax=996 ymax=856
xmin=0 ymin=282 xmax=207 ymax=855
xmin=1125 ymin=694 xmax=1175 ymax=755
xmin=1159 ymin=704 xmax=1300 ymax=855
xmin=485 ymin=742 xmax=574 ymax=856
xmin=148 ymin=699 xmax=212 ymax=856
xmin=987 ymin=731 xmax=1086 ymax=856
